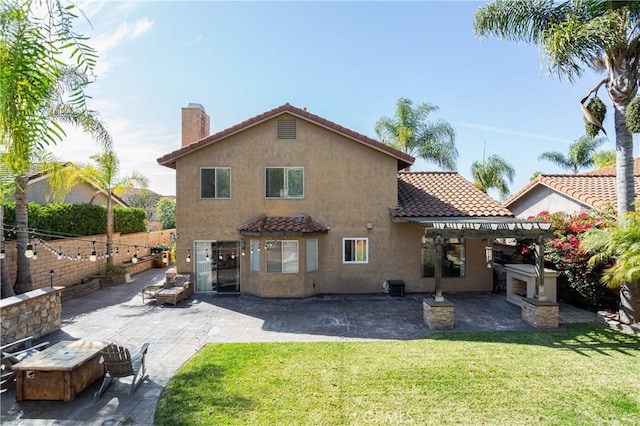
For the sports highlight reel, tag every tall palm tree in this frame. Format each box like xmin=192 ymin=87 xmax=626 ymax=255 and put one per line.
xmin=69 ymin=150 xmax=149 ymax=265
xmin=1 ymin=0 xmax=109 ymax=295
xmin=471 ymin=154 xmax=515 ymax=200
xmin=375 ymin=97 xmax=458 ymax=170
xmin=474 ymin=0 xmax=639 ymax=222
xmin=475 ymin=0 xmax=640 ymax=325
xmin=538 ymin=135 xmax=605 ymax=174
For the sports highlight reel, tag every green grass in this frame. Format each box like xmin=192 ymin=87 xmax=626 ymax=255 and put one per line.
xmin=155 ymin=324 xmax=640 ymax=425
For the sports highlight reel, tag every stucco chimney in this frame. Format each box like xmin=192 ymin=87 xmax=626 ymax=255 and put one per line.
xmin=181 ymin=103 xmax=210 ymax=146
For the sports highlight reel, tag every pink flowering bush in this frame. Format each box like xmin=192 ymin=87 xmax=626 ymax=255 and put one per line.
xmin=522 ymin=210 xmax=617 ymax=310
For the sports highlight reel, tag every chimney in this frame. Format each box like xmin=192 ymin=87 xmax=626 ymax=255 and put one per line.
xmin=181 ymin=103 xmax=210 ymax=146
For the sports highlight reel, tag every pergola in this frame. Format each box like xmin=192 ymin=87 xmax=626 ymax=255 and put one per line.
xmin=398 ymin=217 xmax=554 ymax=301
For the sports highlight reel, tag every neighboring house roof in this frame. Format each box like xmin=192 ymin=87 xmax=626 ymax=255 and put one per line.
xmin=582 ymin=157 xmax=640 ymax=176
xmin=503 ymin=174 xmax=640 ymax=211
xmin=157 ymin=103 xmax=415 ymax=170
xmin=392 ymin=172 xmax=513 ymax=218
xmin=121 ymin=188 xmax=164 ymax=199
xmin=239 ymin=214 xmax=330 ymax=236
xmin=3 ymin=163 xmax=129 ymax=207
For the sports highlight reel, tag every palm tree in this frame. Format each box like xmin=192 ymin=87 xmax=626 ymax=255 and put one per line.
xmin=475 ymin=0 xmax=639 ymax=325
xmin=471 ymin=154 xmax=515 ymax=200
xmin=375 ymin=97 xmax=458 ymax=170
xmin=474 ymin=0 xmax=639 ymax=222
xmin=538 ymin=136 xmax=605 ymax=174
xmin=581 ymin=212 xmax=640 ymax=324
xmin=1 ymin=1 xmax=109 ymax=295
xmin=69 ymin=150 xmax=149 ymax=265
xmin=592 ymin=150 xmax=616 ymax=169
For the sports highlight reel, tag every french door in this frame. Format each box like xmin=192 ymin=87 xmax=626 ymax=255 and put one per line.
xmin=194 ymin=241 xmax=240 ymax=293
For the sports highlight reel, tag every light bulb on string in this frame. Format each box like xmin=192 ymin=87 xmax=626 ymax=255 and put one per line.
xmin=24 ymin=243 xmax=34 ymax=258
xmin=132 ymin=253 xmax=138 ymax=263
xmin=186 ymin=249 xmax=191 ymax=263
xmin=32 ymin=244 xmax=37 ymax=260
xmin=89 ymin=240 xmax=97 ymax=262
xmin=57 ymin=246 xmax=63 ymax=260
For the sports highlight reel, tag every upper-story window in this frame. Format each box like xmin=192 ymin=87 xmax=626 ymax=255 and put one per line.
xmin=276 ymin=119 xmax=297 ymax=139
xmin=201 ymin=167 xmax=231 ymax=199
xmin=266 ymin=167 xmax=304 ymax=198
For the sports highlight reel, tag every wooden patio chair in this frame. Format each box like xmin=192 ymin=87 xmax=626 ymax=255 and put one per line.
xmin=1 ymin=336 xmax=49 ymax=390
xmin=94 ymin=343 xmax=149 ymax=399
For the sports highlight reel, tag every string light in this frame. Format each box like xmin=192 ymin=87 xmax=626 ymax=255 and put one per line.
xmin=24 ymin=242 xmax=34 ymax=258
xmin=2 ymin=223 xmax=173 ymax=264
xmin=186 ymin=249 xmax=191 ymax=263
xmin=89 ymin=240 xmax=97 ymax=262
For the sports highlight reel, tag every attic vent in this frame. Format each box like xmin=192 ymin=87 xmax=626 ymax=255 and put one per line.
xmin=277 ymin=119 xmax=297 ymax=139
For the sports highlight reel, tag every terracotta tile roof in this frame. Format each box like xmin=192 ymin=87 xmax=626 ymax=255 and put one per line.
xmin=503 ymin=174 xmax=640 ymax=209
xmin=157 ymin=103 xmax=414 ymax=170
xmin=582 ymin=157 xmax=640 ymax=176
xmin=392 ymin=172 xmax=513 ymax=218
xmin=239 ymin=214 xmax=330 ymax=235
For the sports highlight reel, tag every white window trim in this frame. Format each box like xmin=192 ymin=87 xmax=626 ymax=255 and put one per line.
xmin=265 ymin=167 xmax=304 ymax=199
xmin=200 ymin=167 xmax=231 ymax=199
xmin=342 ymin=237 xmax=369 ymax=264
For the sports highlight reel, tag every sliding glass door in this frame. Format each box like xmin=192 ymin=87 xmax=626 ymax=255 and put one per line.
xmin=194 ymin=241 xmax=240 ymax=293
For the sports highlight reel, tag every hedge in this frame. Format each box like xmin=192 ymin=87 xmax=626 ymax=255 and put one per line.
xmin=2 ymin=202 xmax=147 ymax=239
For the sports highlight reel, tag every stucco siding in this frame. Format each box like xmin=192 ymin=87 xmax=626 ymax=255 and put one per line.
xmin=24 ymin=179 xmax=110 ymax=206
xmin=508 ymin=185 xmax=588 ymax=218
xmin=173 ymin=114 xmax=493 ymax=297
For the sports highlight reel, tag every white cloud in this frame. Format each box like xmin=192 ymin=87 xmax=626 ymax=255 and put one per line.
xmin=131 ymin=17 xmax=154 ymax=39
xmin=457 ymin=122 xmax=572 ymax=144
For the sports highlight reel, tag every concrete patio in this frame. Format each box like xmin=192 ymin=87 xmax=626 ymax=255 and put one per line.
xmin=1 ymin=267 xmax=596 ymax=425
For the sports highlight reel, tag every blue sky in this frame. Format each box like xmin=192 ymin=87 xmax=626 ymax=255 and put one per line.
xmin=52 ymin=0 xmax=639 ymax=198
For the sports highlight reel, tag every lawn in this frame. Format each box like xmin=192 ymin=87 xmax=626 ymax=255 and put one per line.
xmin=155 ymin=324 xmax=640 ymax=425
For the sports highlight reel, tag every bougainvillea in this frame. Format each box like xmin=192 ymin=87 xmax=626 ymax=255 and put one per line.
xmin=523 ymin=210 xmax=617 ymax=310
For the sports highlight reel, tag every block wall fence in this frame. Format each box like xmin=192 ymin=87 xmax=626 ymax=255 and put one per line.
xmin=1 ymin=229 xmax=176 ymax=291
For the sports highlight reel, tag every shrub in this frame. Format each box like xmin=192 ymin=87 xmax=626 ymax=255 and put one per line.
xmin=2 ymin=202 xmax=147 ymax=239
xmin=523 ymin=211 xmax=618 ymax=311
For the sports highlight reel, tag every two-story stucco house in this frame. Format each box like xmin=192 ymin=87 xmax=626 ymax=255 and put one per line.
xmin=157 ymin=103 xmax=517 ymax=298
